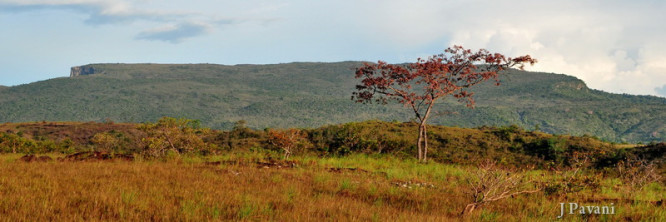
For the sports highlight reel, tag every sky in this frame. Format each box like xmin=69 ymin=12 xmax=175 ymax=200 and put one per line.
xmin=0 ymin=0 xmax=665 ymax=97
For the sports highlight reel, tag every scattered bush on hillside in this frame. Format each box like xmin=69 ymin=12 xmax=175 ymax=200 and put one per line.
xmin=209 ymin=120 xmax=265 ymax=151
xmin=543 ymin=151 xmax=602 ymax=196
xmin=90 ymin=131 xmax=141 ymax=154
xmin=307 ymin=122 xmax=412 ymax=156
xmin=523 ymin=137 xmax=566 ymax=162
xmin=0 ymin=132 xmax=33 ymax=153
xmin=0 ymin=132 xmax=77 ymax=154
xmin=492 ymin=125 xmax=522 ymax=141
xmin=91 ymin=132 xmax=120 ymax=153
xmin=137 ymin=117 xmax=214 ymax=158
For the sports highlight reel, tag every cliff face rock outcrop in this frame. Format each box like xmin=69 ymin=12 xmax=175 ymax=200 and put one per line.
xmin=70 ymin=65 xmax=97 ymax=77
xmin=554 ymin=80 xmax=589 ymax=92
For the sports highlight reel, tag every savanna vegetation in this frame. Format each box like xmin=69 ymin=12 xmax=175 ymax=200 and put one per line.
xmin=0 ymin=62 xmax=664 ymax=143
xmin=352 ymin=46 xmax=537 ymax=161
xmin=1 ymin=118 xmax=664 ymax=221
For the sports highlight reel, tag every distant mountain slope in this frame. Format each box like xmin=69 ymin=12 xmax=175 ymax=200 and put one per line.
xmin=0 ymin=62 xmax=664 ymax=143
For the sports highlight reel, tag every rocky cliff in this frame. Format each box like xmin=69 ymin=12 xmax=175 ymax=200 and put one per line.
xmin=70 ymin=65 xmax=97 ymax=77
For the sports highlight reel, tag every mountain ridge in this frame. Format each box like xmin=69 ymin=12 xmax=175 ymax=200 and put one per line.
xmin=0 ymin=62 xmax=664 ymax=143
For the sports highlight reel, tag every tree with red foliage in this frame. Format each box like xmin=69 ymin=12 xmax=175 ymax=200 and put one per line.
xmin=352 ymin=46 xmax=537 ymax=162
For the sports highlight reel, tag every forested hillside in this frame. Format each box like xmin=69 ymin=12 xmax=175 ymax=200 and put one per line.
xmin=0 ymin=62 xmax=664 ymax=143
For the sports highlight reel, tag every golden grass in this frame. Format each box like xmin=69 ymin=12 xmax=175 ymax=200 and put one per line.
xmin=0 ymin=154 xmax=663 ymax=221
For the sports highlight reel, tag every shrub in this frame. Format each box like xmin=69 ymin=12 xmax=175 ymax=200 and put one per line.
xmin=91 ymin=132 xmax=120 ymax=153
xmin=524 ymin=137 xmax=566 ymax=163
xmin=617 ymin=157 xmax=662 ymax=192
xmin=0 ymin=132 xmax=37 ymax=153
xmin=493 ymin=125 xmax=522 ymax=141
xmin=543 ymin=152 xmax=602 ymax=196
xmin=267 ymin=129 xmax=310 ymax=159
xmin=138 ymin=117 xmax=213 ymax=158
xmin=462 ymin=160 xmax=540 ymax=216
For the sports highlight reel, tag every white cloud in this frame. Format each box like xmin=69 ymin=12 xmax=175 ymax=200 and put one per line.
xmin=0 ymin=0 xmax=224 ymax=42
xmin=136 ymin=22 xmax=211 ymax=43
xmin=351 ymin=0 xmax=666 ymax=96
xmin=0 ymin=0 xmax=284 ymax=44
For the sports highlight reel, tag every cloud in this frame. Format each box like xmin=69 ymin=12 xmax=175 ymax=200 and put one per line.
xmin=136 ymin=22 xmax=211 ymax=43
xmin=0 ymin=0 xmax=281 ymax=44
xmin=352 ymin=0 xmax=666 ymax=96
xmin=656 ymin=85 xmax=666 ymax=97
xmin=0 ymin=0 xmax=208 ymax=42
xmin=0 ymin=0 xmax=168 ymax=24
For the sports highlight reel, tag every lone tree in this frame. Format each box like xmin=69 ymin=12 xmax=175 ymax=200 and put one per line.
xmin=352 ymin=46 xmax=536 ymax=162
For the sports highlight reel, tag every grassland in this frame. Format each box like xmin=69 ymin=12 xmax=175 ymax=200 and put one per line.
xmin=1 ymin=153 xmax=664 ymax=221
xmin=0 ymin=120 xmax=663 ymax=221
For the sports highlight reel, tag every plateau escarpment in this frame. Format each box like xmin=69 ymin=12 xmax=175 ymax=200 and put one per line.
xmin=70 ymin=65 xmax=98 ymax=77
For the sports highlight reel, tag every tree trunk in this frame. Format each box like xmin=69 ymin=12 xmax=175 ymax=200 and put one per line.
xmin=417 ymin=102 xmax=434 ymax=162
xmin=417 ymin=125 xmax=423 ymax=161
xmin=423 ymin=124 xmax=428 ymax=162
xmin=417 ymin=123 xmax=428 ymax=162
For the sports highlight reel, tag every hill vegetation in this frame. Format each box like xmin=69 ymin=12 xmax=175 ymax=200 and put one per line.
xmin=1 ymin=119 xmax=663 ymax=171
xmin=0 ymin=62 xmax=664 ymax=143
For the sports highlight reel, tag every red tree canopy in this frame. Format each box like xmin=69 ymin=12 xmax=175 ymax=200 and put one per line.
xmin=352 ymin=46 xmax=536 ymax=122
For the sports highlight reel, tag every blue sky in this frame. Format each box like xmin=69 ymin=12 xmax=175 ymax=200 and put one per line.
xmin=1 ymin=0 xmax=665 ymax=97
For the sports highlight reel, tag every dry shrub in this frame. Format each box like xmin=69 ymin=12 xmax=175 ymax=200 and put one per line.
xmin=617 ymin=156 xmax=662 ymax=192
xmin=267 ymin=129 xmax=310 ymax=159
xmin=462 ymin=160 xmax=540 ymax=216
xmin=138 ymin=117 xmax=212 ymax=158
xmin=545 ymin=151 xmax=603 ymax=195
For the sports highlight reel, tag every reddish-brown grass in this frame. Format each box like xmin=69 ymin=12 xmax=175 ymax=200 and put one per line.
xmin=0 ymin=154 xmax=663 ymax=221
